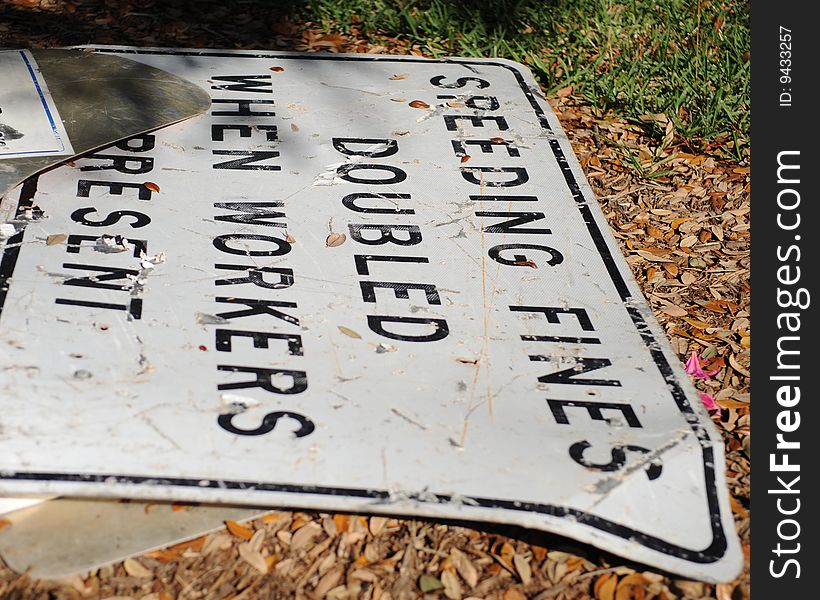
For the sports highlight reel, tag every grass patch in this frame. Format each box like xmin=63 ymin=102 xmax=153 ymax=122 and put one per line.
xmin=305 ymin=0 xmax=749 ymax=151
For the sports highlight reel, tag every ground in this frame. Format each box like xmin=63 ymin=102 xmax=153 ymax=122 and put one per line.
xmin=0 ymin=1 xmax=750 ymax=598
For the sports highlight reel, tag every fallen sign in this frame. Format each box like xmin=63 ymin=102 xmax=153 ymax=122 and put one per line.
xmin=0 ymin=49 xmax=210 ymax=198
xmin=0 ymin=498 xmax=267 ymax=579
xmin=0 ymin=47 xmax=741 ymax=582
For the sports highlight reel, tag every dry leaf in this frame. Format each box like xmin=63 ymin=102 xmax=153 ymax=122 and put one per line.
xmin=364 ymin=542 xmax=380 ymax=562
xmin=326 ymin=232 xmax=346 ymax=247
xmin=123 ymin=558 xmax=153 ymax=578
xmin=715 ymin=583 xmax=734 ymax=600
xmin=389 ymin=73 xmax=409 ymax=80
xmin=276 ymin=530 xmax=292 ymax=545
xmin=460 ymin=155 xmax=471 ymax=163
xmin=315 ymin=566 xmax=344 ymax=596
xmin=317 ymin=553 xmax=336 ymax=577
xmin=333 ymin=514 xmax=349 ymax=533
xmin=225 ymin=519 xmax=254 ymax=540
xmin=291 ymin=513 xmax=310 ymax=530
xmin=594 ymin=573 xmax=617 ymax=600
xmin=683 ymin=317 xmax=712 ymax=329
xmin=201 ymin=533 xmax=232 ymax=556
xmin=145 ymin=536 xmax=206 ymax=563
xmin=238 ymin=542 xmax=268 ymax=574
xmin=270 ymin=66 xmax=284 ymax=72
xmin=674 ymin=580 xmax=706 ymax=597
xmin=729 ymin=353 xmax=750 ymax=377
xmin=615 ymin=573 xmax=647 ymax=600
xmin=662 ymin=263 xmax=679 ymax=277
xmin=290 ymin=521 xmax=322 ymax=551
xmin=531 ymin=545 xmax=548 ymax=562
xmin=441 ymin=569 xmax=463 ymax=600
xmin=636 ymin=250 xmax=675 ymax=263
xmin=351 ymin=568 xmax=377 ymax=582
xmin=680 ymin=271 xmax=697 ymax=285
xmin=46 ymin=233 xmax=67 ymax=246
xmin=513 ymin=554 xmax=531 ymax=585
xmin=729 ymin=495 xmax=749 ymax=517
xmin=369 ymin=516 xmax=388 ymax=536
xmin=291 ymin=123 xmax=300 ymax=132
xmin=451 ymin=548 xmax=478 ymax=588
xmin=409 ymin=100 xmax=430 ymax=109
xmin=338 ymin=325 xmax=362 ymax=339
xmin=261 ymin=512 xmax=282 ymax=523
xmin=503 ymin=589 xmax=527 ymax=600
xmin=249 ymin=528 xmax=265 ymax=553
xmin=322 ymin=516 xmax=338 ymax=538
xmin=286 ymin=232 xmax=296 ymax=244
xmin=275 ymin=557 xmax=294 ymax=575
xmin=661 ymin=305 xmax=688 ymax=317
xmin=419 ymin=575 xmax=444 ymax=593
xmin=513 ymin=259 xmax=538 ymax=268
xmin=353 ymin=554 xmax=369 ymax=568
xmin=143 ymin=182 xmax=160 ymax=193
xmin=638 ymin=112 xmax=668 ymax=125
xmin=0 ymin=518 xmax=10 ymax=532
xmin=499 ymin=542 xmax=515 ymax=567
xmin=718 ymin=398 xmax=749 ymax=410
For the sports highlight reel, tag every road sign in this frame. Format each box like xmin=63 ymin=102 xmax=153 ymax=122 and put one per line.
xmin=0 ymin=47 xmax=741 ymax=581
xmin=0 ymin=49 xmax=210 ymax=197
xmin=0 ymin=498 xmax=266 ymax=579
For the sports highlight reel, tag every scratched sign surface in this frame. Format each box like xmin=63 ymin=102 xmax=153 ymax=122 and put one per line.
xmin=0 ymin=48 xmax=741 ymax=580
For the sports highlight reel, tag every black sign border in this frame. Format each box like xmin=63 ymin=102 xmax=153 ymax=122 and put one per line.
xmin=0 ymin=48 xmax=730 ymax=567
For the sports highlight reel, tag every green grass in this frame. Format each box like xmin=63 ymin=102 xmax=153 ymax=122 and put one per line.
xmin=305 ymin=0 xmax=749 ymax=153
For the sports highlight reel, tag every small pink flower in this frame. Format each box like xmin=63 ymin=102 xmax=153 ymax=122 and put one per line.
xmin=685 ymin=351 xmax=720 ymax=380
xmin=699 ymin=392 xmax=720 ymax=415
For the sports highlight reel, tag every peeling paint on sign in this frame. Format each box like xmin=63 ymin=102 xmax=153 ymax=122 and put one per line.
xmin=0 ymin=47 xmax=741 ymax=581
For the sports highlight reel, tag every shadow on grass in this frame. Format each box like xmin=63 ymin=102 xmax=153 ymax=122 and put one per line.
xmin=0 ymin=1 xmax=308 ymax=49
xmin=0 ymin=0 xmax=559 ymax=49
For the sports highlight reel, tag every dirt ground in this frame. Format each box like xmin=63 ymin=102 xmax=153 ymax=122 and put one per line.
xmin=0 ymin=2 xmax=750 ymax=599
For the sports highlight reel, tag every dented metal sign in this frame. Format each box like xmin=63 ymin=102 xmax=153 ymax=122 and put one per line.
xmin=0 ymin=498 xmax=267 ymax=579
xmin=0 ymin=47 xmax=741 ymax=581
xmin=0 ymin=49 xmax=211 ymax=197
xmin=0 ymin=51 xmax=73 ymax=160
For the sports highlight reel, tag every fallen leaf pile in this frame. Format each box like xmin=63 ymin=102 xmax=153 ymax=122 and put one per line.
xmin=1 ymin=511 xmax=734 ymax=599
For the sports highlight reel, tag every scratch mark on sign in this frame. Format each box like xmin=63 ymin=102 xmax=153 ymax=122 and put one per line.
xmin=585 ymin=431 xmax=688 ymax=510
xmin=138 ymin=412 xmax=183 ymax=451
xmin=196 ymin=312 xmax=230 ymax=325
xmin=319 ymin=81 xmax=385 ymax=97
xmin=432 ymin=214 xmax=473 ymax=229
xmin=390 ymin=408 xmax=427 ymax=431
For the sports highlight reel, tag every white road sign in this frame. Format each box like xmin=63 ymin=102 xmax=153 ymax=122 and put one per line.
xmin=0 ymin=50 xmax=73 ymax=159
xmin=0 ymin=47 xmax=741 ymax=581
